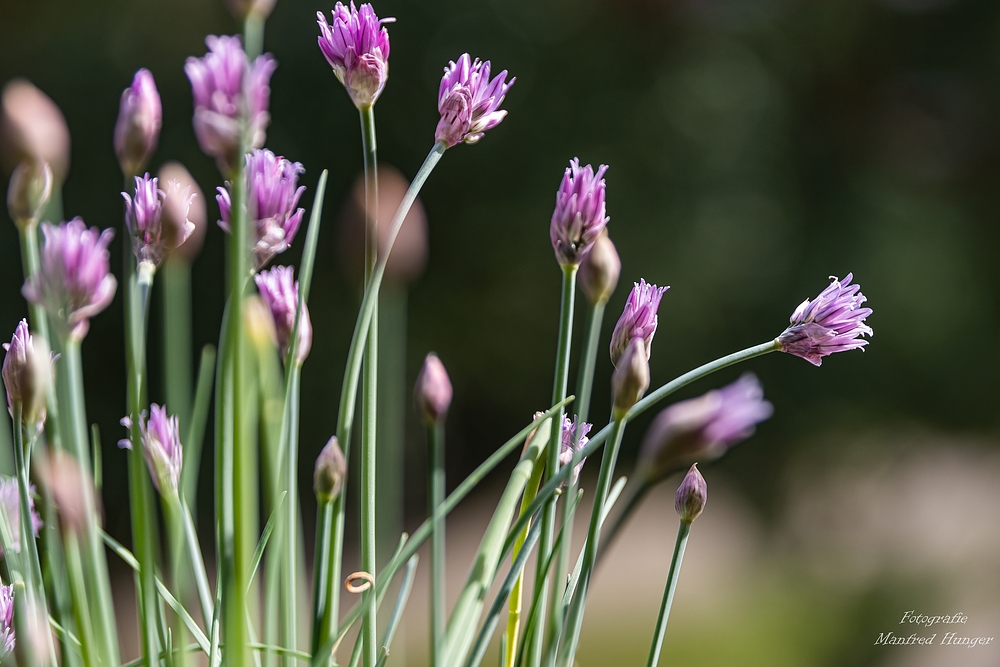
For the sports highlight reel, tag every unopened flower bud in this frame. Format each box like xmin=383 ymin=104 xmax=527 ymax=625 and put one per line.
xmin=38 ymin=449 xmax=99 ymax=534
xmin=114 ymin=69 xmax=161 ymax=178
xmin=314 ymin=436 xmax=346 ymax=503
xmin=578 ymin=231 xmax=620 ymax=305
xmin=254 ymin=266 xmax=312 ymax=365
xmin=2 ymin=320 xmax=52 ymax=427
xmin=612 ymin=338 xmax=649 ymax=418
xmin=674 ymin=464 xmax=707 ymax=523
xmin=0 ymin=79 xmax=70 ymax=182
xmin=158 ymin=162 xmax=207 ymax=263
xmin=225 ymin=0 xmax=276 ymax=21
xmin=415 ymin=353 xmax=452 ymax=425
xmin=7 ymin=161 xmax=52 ymax=228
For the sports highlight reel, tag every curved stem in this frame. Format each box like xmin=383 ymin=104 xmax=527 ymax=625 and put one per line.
xmin=645 ymin=521 xmax=691 ymax=667
xmin=281 ymin=367 xmax=302 ymax=667
xmin=527 ymin=265 xmax=577 ymax=667
xmin=428 ymin=421 xmax=446 ymax=667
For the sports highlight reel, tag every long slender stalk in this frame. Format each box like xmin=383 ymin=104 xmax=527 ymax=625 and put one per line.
xmin=545 ymin=299 xmax=604 ymax=665
xmin=359 ymin=102 xmax=380 ymax=667
xmin=527 ymin=265 xmax=577 ymax=667
xmin=555 ymin=416 xmax=627 ymax=667
xmin=428 ymin=420 xmax=446 ymax=667
xmin=644 ymin=521 xmax=691 ymax=667
xmin=125 ymin=254 xmax=161 ymax=667
xmin=61 ymin=339 xmax=120 ymax=666
xmin=281 ymin=367 xmax=302 ymax=667
xmin=162 ymin=258 xmax=194 ymax=431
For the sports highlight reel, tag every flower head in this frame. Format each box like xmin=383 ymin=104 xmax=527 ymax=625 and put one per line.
xmin=609 ymin=280 xmax=668 ymax=367
xmin=315 ymin=436 xmax=347 ymax=503
xmin=317 ymin=3 xmax=393 ymax=108
xmin=114 ymin=69 xmax=161 ymax=177
xmin=550 ymin=159 xmax=610 ymax=267
xmin=639 ymin=374 xmax=773 ymax=485
xmin=2 ymin=319 xmax=52 ymax=427
xmin=612 ymin=338 xmax=649 ymax=418
xmin=777 ymin=273 xmax=873 ymax=366
xmin=123 ymin=174 xmax=195 ymax=269
xmin=185 ymin=36 xmax=276 ymax=175
xmin=218 ymin=149 xmax=306 ymax=269
xmin=675 ymin=464 xmax=707 ymax=524
xmin=558 ymin=416 xmax=591 ymax=489
xmin=0 ymin=583 xmax=13 ymax=658
xmin=414 ymin=353 xmax=452 ymax=425
xmin=0 ymin=476 xmax=43 ymax=557
xmin=435 ymin=54 xmax=514 ymax=148
xmin=159 ymin=161 xmax=206 ymax=263
xmin=120 ymin=405 xmax=183 ymax=496
xmin=23 ymin=219 xmax=117 ymax=341
xmin=7 ymin=160 xmax=53 ymax=228
xmin=254 ymin=266 xmax=312 ymax=365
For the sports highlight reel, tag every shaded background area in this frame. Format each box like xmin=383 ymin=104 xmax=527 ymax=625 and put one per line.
xmin=2 ymin=0 xmax=999 ymax=664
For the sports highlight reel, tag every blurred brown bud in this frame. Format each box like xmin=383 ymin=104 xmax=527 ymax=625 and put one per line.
xmin=7 ymin=160 xmax=52 ymax=228
xmin=612 ymin=338 xmax=649 ymax=418
xmin=339 ymin=165 xmax=428 ymax=285
xmin=38 ymin=449 xmax=100 ymax=534
xmin=314 ymin=436 xmax=346 ymax=503
xmin=674 ymin=463 xmax=707 ymax=523
xmin=578 ymin=231 xmax=620 ymax=305
xmin=414 ymin=353 xmax=452 ymax=425
xmin=225 ymin=0 xmax=277 ymax=22
xmin=158 ymin=161 xmax=207 ymax=263
xmin=0 ymin=79 xmax=70 ymax=182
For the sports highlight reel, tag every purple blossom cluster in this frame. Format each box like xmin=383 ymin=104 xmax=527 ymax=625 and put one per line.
xmin=435 ymin=54 xmax=514 ymax=148
xmin=254 ymin=266 xmax=313 ymax=365
xmin=558 ymin=416 xmax=592 ymax=488
xmin=609 ymin=280 xmax=669 ymax=367
xmin=550 ymin=159 xmax=610 ymax=268
xmin=123 ymin=174 xmax=195 ymax=268
xmin=778 ymin=273 xmax=873 ymax=366
xmin=0 ymin=476 xmax=43 ymax=556
xmin=0 ymin=584 xmax=13 ymax=658
xmin=317 ymin=2 xmax=393 ymax=108
xmin=121 ymin=405 xmax=184 ymax=496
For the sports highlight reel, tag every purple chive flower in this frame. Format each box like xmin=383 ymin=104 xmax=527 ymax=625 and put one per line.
xmin=254 ymin=266 xmax=312 ymax=365
xmin=435 ymin=53 xmax=514 ymax=148
xmin=675 ymin=463 xmax=707 ymax=524
xmin=23 ymin=219 xmax=117 ymax=341
xmin=609 ymin=279 xmax=669 ymax=367
xmin=185 ymin=35 xmax=277 ymax=175
xmin=218 ymin=149 xmax=306 ymax=269
xmin=114 ymin=69 xmax=161 ymax=177
xmin=122 ymin=174 xmax=195 ymax=268
xmin=0 ymin=476 xmax=43 ymax=557
xmin=0 ymin=583 xmax=13 ymax=657
xmin=558 ymin=416 xmax=591 ymax=488
xmin=550 ymin=159 xmax=610 ymax=268
xmin=414 ymin=353 xmax=452 ymax=426
xmin=777 ymin=273 xmax=873 ymax=366
xmin=639 ymin=373 xmax=773 ymax=484
xmin=120 ymin=405 xmax=183 ymax=496
xmin=2 ymin=319 xmax=51 ymax=427
xmin=317 ymin=2 xmax=394 ymax=109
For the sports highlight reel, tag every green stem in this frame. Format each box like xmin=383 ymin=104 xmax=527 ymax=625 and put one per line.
xmin=528 ymin=265 xmax=577 ymax=667
xmin=162 ymin=258 xmax=194 ymax=431
xmin=281 ymin=367 xmax=302 ymax=667
xmin=556 ymin=416 xmax=628 ymax=667
xmin=428 ymin=420 xmax=446 ymax=667
xmin=359 ymin=103 xmax=379 ymax=667
xmin=125 ymin=259 xmax=161 ymax=667
xmin=61 ymin=339 xmax=120 ymax=666
xmin=546 ymin=299 xmax=604 ymax=665
xmin=244 ymin=13 xmax=265 ymax=60
xmin=645 ymin=521 xmax=691 ymax=667
xmin=310 ymin=498 xmax=335 ymax=657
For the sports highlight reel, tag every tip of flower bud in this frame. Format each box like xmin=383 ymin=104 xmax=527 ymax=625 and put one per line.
xmin=675 ymin=464 xmax=707 ymax=523
xmin=612 ymin=338 xmax=649 ymax=418
xmin=244 ymin=295 xmax=279 ymax=354
xmin=0 ymin=79 xmax=70 ymax=182
xmin=578 ymin=231 xmax=620 ymax=305
xmin=315 ymin=436 xmax=347 ymax=503
xmin=7 ymin=160 xmax=53 ymax=228
xmin=2 ymin=319 xmax=52 ymax=427
xmin=114 ymin=69 xmax=162 ymax=178
xmin=415 ymin=353 xmax=453 ymax=425
xmin=339 ymin=165 xmax=427 ymax=285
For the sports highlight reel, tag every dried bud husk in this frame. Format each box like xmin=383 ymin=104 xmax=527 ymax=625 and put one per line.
xmin=578 ymin=231 xmax=620 ymax=305
xmin=611 ymin=338 xmax=649 ymax=418
xmin=0 ymin=79 xmax=70 ymax=182
xmin=158 ymin=161 xmax=207 ymax=263
xmin=674 ymin=464 xmax=707 ymax=523
xmin=7 ymin=160 xmax=52 ymax=228
xmin=414 ymin=353 xmax=452 ymax=425
xmin=315 ymin=436 xmax=347 ymax=503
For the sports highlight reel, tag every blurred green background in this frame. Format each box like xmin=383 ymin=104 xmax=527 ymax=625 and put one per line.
xmin=2 ymin=0 xmax=999 ymax=664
